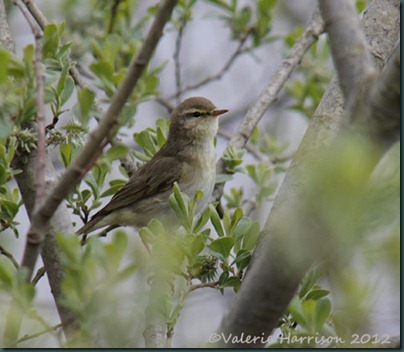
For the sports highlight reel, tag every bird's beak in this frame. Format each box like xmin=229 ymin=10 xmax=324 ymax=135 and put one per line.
xmin=212 ymin=109 xmax=229 ymax=117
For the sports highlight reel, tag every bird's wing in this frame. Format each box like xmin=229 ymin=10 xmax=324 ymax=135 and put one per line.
xmin=94 ymin=156 xmax=184 ymax=218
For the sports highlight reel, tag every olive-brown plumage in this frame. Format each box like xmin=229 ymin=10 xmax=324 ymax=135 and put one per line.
xmin=77 ymin=97 xmax=228 ymax=234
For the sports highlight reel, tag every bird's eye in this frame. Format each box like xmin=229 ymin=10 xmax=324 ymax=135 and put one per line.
xmin=192 ymin=111 xmax=201 ymax=118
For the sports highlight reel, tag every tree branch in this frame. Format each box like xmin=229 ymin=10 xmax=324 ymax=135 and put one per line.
xmin=320 ymin=0 xmax=400 ymax=149
xmin=212 ymin=8 xmax=324 ymax=204
xmin=13 ymin=0 xmax=46 ymax=202
xmin=366 ymin=42 xmax=400 ymax=147
xmin=319 ymin=0 xmax=375 ymax=105
xmin=215 ymin=0 xmax=400 ymax=347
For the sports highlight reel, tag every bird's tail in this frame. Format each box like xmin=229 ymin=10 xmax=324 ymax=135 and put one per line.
xmin=76 ymin=216 xmax=102 ymax=235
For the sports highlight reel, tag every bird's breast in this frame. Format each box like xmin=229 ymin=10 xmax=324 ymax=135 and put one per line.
xmin=181 ymin=141 xmax=216 ymax=211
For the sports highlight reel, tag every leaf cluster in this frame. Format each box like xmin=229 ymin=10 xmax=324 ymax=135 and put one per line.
xmin=271 ymin=267 xmax=335 ymax=348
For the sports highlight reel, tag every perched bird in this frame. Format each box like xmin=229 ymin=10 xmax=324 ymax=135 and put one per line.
xmin=77 ymin=97 xmax=228 ymax=235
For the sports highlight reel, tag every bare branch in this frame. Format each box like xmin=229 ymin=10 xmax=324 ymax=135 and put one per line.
xmin=212 ymin=8 xmax=324 ymax=203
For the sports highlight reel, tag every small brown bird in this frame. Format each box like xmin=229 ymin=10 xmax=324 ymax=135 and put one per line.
xmin=78 ymin=97 xmax=228 ymax=235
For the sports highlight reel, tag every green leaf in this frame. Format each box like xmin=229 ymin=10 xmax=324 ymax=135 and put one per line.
xmin=314 ymin=298 xmax=331 ymax=331
xmin=218 ymin=271 xmax=229 ymax=286
xmin=173 ymin=182 xmax=189 ymax=219
xmin=79 ymin=189 xmax=92 ymax=203
xmin=299 ymin=268 xmax=323 ymax=299
xmin=43 ymin=24 xmax=59 ymax=58
xmin=1 ymin=200 xmax=19 ymax=217
xmin=193 ymin=206 xmax=211 ymax=233
xmin=104 ymin=144 xmax=129 ymax=162
xmin=228 ymin=207 xmax=243 ymax=236
xmin=305 ymin=288 xmax=330 ymax=301
xmin=0 ymin=257 xmax=14 ymax=288
xmin=187 ymin=234 xmax=205 ymax=259
xmin=56 ymin=234 xmax=81 ymax=263
xmin=242 ymin=220 xmax=260 ymax=251
xmin=232 ymin=249 xmax=251 ymax=271
xmin=60 ymin=76 xmax=75 ymax=106
xmin=221 ymin=276 xmax=241 ymax=292
xmin=92 ymin=164 xmax=107 ymax=187
xmin=215 ymin=173 xmax=233 ymax=184
xmin=209 ymin=204 xmax=224 ymax=237
xmin=90 ymin=60 xmax=114 ymax=83
xmin=59 ymin=143 xmax=72 ymax=167
xmin=209 ymin=237 xmax=234 ymax=261
xmin=77 ymin=88 xmax=95 ymax=124
xmin=288 ymin=296 xmax=309 ymax=329
xmin=23 ymin=45 xmax=34 ymax=64
xmin=58 ymin=42 xmax=72 ymax=60
xmin=233 ymin=217 xmax=252 ymax=243
xmin=139 ymin=227 xmax=156 ymax=245
xmin=148 ymin=218 xmax=166 ymax=236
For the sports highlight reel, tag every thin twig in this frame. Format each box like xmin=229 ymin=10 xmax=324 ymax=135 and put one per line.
xmin=0 ymin=243 xmax=19 ymax=269
xmin=170 ymin=30 xmax=252 ymax=99
xmin=189 ymin=281 xmax=219 ymax=292
xmin=155 ymin=96 xmax=174 ymax=112
xmin=212 ymin=8 xmax=324 ymax=204
xmin=173 ymin=17 xmax=186 ymax=102
xmin=16 ymin=322 xmax=63 ymax=344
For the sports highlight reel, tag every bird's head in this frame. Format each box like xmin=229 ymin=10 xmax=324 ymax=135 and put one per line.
xmin=169 ymin=97 xmax=228 ymax=143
